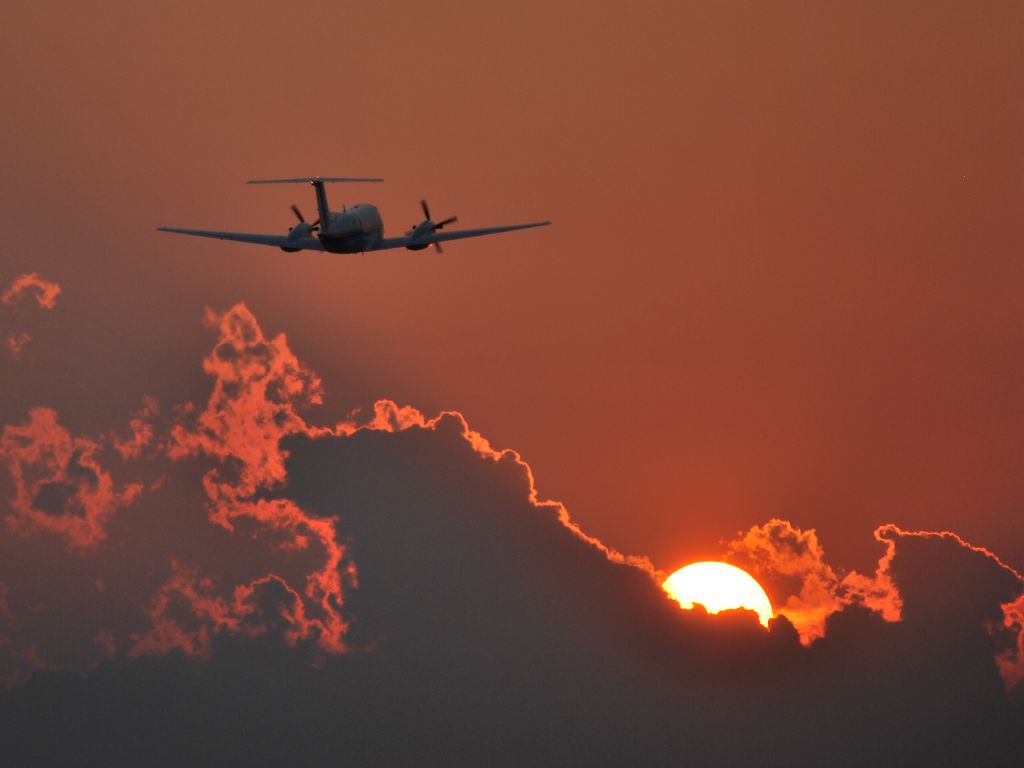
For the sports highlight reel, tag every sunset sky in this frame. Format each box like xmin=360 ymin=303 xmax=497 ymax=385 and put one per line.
xmin=2 ymin=1 xmax=1023 ymax=764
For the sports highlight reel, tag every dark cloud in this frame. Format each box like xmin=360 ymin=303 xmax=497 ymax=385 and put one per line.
xmin=1003 ymin=593 xmax=1024 ymax=691
xmin=1 ymin=303 xmax=1023 ymax=765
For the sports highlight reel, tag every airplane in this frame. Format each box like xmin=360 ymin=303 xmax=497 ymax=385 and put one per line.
xmin=157 ymin=177 xmax=551 ymax=254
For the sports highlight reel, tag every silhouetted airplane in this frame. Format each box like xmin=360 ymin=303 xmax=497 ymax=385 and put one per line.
xmin=158 ymin=177 xmax=551 ymax=254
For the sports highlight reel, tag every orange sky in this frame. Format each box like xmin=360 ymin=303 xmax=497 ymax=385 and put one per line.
xmin=2 ymin=0 xmax=1023 ymax=576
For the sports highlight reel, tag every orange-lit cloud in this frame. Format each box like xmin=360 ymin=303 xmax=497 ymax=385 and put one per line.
xmin=0 ymin=408 xmax=142 ymax=551
xmin=150 ymin=305 xmax=353 ymax=657
xmin=1001 ymin=592 xmax=1024 ymax=690
xmin=2 ymin=273 xmax=61 ymax=310
xmin=4 ymin=331 xmax=31 ymax=357
xmin=4 ymin=299 xmax=1022 ymax=717
xmin=130 ymin=561 xmax=239 ymax=658
xmin=130 ymin=304 xmax=657 ymax=662
xmin=205 ymin=498 xmax=352 ymax=653
xmin=109 ymin=397 xmax=160 ymax=460
xmin=170 ymin=304 xmax=328 ymax=501
xmin=727 ymin=519 xmax=1024 ymax=689
xmin=131 ymin=562 xmax=344 ymax=658
xmin=726 ymin=519 xmax=863 ymax=642
xmin=2 ymin=273 xmax=61 ymax=357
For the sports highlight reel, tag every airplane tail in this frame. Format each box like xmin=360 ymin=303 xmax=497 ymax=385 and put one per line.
xmin=246 ymin=177 xmax=382 ymax=229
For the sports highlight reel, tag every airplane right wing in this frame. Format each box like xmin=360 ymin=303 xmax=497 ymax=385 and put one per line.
xmin=370 ymin=221 xmax=552 ymax=251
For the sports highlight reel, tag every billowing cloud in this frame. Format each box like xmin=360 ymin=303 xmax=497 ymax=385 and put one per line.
xmin=169 ymin=304 xmax=329 ymax=501
xmin=874 ymin=524 xmax=1024 ymax=692
xmin=146 ymin=304 xmax=353 ymax=656
xmin=727 ymin=519 xmax=1024 ymax=692
xmin=1 ymin=273 xmax=61 ymax=310
xmin=726 ymin=518 xmax=853 ymax=642
xmin=725 ymin=518 xmax=900 ymax=643
xmin=2 ymin=301 xmax=1023 ymax=764
xmin=135 ymin=305 xmax=654 ymax=662
xmin=0 ymin=408 xmax=142 ymax=551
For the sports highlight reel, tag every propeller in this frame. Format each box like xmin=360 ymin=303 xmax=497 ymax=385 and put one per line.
xmin=410 ymin=199 xmax=457 ymax=253
xmin=289 ymin=204 xmax=319 ymax=232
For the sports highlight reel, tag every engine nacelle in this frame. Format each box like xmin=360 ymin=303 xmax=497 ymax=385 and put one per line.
xmin=280 ymin=221 xmax=316 ymax=252
xmin=405 ymin=220 xmax=435 ymax=251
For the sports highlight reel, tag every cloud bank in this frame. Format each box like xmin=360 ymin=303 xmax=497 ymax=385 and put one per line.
xmin=1 ymin=301 xmax=1022 ymax=765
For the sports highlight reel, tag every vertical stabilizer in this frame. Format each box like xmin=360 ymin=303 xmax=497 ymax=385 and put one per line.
xmin=312 ymin=180 xmax=331 ymax=227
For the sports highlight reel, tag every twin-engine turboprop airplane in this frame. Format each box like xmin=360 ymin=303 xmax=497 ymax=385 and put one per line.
xmin=158 ymin=177 xmax=551 ymax=254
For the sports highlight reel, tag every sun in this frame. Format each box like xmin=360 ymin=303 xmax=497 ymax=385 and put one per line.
xmin=662 ymin=561 xmax=774 ymax=627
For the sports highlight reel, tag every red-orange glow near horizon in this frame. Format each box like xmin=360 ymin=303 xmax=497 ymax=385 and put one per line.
xmin=663 ymin=562 xmax=774 ymax=627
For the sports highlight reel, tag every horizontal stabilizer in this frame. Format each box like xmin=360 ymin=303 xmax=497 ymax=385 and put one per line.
xmin=246 ymin=177 xmax=383 ymax=184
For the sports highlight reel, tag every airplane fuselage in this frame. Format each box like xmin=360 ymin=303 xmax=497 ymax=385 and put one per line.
xmin=319 ymin=203 xmax=384 ymax=253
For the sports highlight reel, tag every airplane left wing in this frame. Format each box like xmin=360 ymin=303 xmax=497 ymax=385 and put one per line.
xmin=156 ymin=227 xmax=325 ymax=251
xmin=370 ymin=220 xmax=551 ymax=251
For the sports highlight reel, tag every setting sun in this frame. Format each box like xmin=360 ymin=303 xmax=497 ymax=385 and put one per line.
xmin=662 ymin=562 xmax=774 ymax=627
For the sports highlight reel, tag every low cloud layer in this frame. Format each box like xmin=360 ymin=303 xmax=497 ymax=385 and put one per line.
xmin=1 ymin=301 xmax=1023 ymax=765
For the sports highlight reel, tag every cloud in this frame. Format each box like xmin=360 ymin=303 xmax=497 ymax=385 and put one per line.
xmin=1002 ymin=592 xmax=1024 ymax=691
xmin=133 ymin=304 xmax=655 ymax=663
xmin=3 ymin=331 xmax=31 ymax=358
xmin=0 ymin=581 xmax=46 ymax=690
xmin=169 ymin=304 xmax=329 ymax=501
xmin=726 ymin=518 xmax=852 ymax=642
xmin=0 ymin=408 xmax=142 ymax=551
xmin=1 ymin=273 xmax=61 ymax=310
xmin=130 ymin=560 xmax=241 ymax=658
xmin=2 ymin=273 xmax=61 ymax=357
xmin=2 ymin=301 xmax=1023 ymax=764
xmin=725 ymin=518 xmax=901 ymax=643
xmin=356 ymin=399 xmax=659 ymax=576
xmin=145 ymin=304 xmax=354 ymax=656
xmin=131 ymin=562 xmax=343 ymax=659
xmin=873 ymin=524 xmax=1024 ymax=692
xmin=726 ymin=519 xmax=1024 ymax=693
xmin=109 ymin=397 xmax=160 ymax=460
